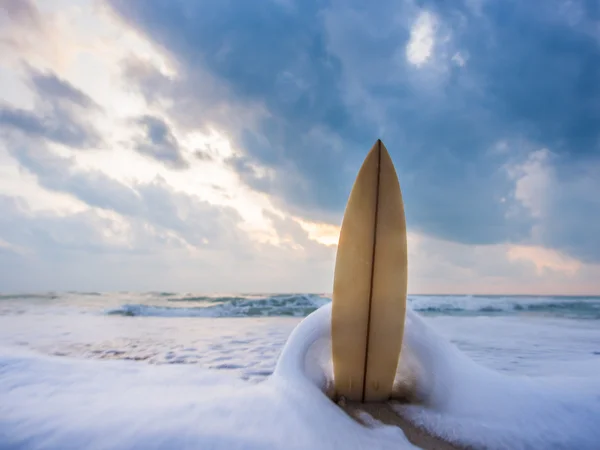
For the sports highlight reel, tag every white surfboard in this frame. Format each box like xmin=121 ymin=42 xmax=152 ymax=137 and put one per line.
xmin=331 ymin=139 xmax=408 ymax=402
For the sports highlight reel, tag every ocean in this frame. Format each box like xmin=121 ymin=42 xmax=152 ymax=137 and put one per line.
xmin=1 ymin=293 xmax=600 ymax=449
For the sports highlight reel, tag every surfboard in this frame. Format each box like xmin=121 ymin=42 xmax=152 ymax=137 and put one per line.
xmin=331 ymin=139 xmax=408 ymax=402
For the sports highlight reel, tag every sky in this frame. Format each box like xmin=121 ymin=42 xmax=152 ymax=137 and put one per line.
xmin=0 ymin=0 xmax=599 ymax=295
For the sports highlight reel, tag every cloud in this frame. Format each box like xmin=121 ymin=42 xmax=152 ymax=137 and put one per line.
xmin=0 ymin=0 xmax=42 ymax=28
xmin=9 ymin=144 xmax=247 ymax=250
xmin=0 ymin=161 xmax=339 ymax=292
xmin=507 ymin=149 xmax=600 ymax=264
xmin=406 ymin=11 xmax=437 ymax=67
xmin=0 ymin=0 xmax=72 ymax=70
xmin=507 ymin=245 xmax=581 ymax=277
xmin=2 ymin=0 xmax=597 ymax=293
xmin=0 ymin=68 xmax=101 ymax=148
xmin=0 ymin=195 xmax=159 ymax=257
xmin=106 ymin=0 xmax=600 ymax=265
xmin=30 ymin=69 xmax=99 ymax=110
xmin=406 ymin=231 xmax=600 ymax=295
xmin=0 ymin=194 xmax=213 ymax=292
xmin=109 ymin=0 xmax=357 ymax=220
xmin=0 ymin=194 xmax=156 ymax=291
xmin=131 ymin=115 xmax=189 ymax=169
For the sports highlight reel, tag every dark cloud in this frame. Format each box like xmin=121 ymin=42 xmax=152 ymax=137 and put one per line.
xmin=110 ymin=0 xmax=358 ymax=221
xmin=194 ymin=143 xmax=220 ymax=162
xmin=0 ymin=68 xmax=101 ymax=148
xmin=107 ymin=0 xmax=600 ymax=262
xmin=132 ymin=115 xmax=188 ymax=169
xmin=12 ymin=144 xmax=142 ymax=213
xmin=120 ymin=57 xmax=171 ymax=106
xmin=195 ymin=150 xmax=213 ymax=161
xmin=0 ymin=104 xmax=99 ymax=149
xmin=417 ymin=0 xmax=600 ymax=157
xmin=0 ymin=0 xmax=42 ymax=27
xmin=29 ymin=70 xmax=99 ymax=110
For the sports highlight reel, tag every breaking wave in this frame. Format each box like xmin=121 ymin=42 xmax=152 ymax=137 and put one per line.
xmin=107 ymin=294 xmax=331 ymax=318
xmin=105 ymin=294 xmax=600 ymax=319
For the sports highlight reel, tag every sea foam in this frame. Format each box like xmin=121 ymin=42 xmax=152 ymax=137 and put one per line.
xmin=1 ymin=303 xmax=599 ymax=449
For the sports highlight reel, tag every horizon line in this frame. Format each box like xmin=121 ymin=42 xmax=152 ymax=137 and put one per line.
xmin=1 ymin=291 xmax=599 ymax=297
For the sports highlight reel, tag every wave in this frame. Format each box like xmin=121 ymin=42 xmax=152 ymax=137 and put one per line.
xmin=105 ymin=294 xmax=600 ymax=319
xmin=409 ymin=295 xmax=600 ymax=319
xmin=0 ymin=293 xmax=60 ymax=300
xmin=107 ymin=294 xmax=331 ymax=318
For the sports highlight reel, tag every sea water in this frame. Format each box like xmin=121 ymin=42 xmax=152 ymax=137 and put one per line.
xmin=1 ymin=293 xmax=599 ymax=449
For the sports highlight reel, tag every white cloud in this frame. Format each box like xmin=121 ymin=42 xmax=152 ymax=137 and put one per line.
xmin=0 ymin=0 xmax=287 ymax=245
xmin=507 ymin=149 xmax=553 ymax=219
xmin=504 ymin=145 xmax=600 ymax=266
xmin=407 ymin=231 xmax=600 ymax=295
xmin=507 ymin=245 xmax=581 ymax=277
xmin=406 ymin=11 xmax=437 ymax=67
xmin=0 ymin=144 xmax=86 ymax=213
xmin=451 ymin=51 xmax=468 ymax=67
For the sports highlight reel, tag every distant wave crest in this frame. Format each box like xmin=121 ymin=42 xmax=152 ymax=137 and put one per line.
xmin=107 ymin=294 xmax=331 ymax=318
xmin=105 ymin=294 xmax=600 ymax=319
xmin=409 ymin=295 xmax=600 ymax=318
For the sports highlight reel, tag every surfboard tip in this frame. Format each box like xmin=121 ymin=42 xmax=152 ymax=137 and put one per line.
xmin=368 ymin=139 xmax=392 ymax=165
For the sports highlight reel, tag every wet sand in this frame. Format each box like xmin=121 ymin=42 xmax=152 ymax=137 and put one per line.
xmin=341 ymin=402 xmax=468 ymax=450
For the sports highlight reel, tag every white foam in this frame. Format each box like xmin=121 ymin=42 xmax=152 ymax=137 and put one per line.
xmin=394 ymin=310 xmax=600 ymax=449
xmin=274 ymin=303 xmax=600 ymax=448
xmin=0 ymin=304 xmax=414 ymax=450
xmin=2 ymin=303 xmax=600 ymax=449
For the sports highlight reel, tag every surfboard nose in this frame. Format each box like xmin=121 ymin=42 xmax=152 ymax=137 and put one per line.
xmin=331 ymin=139 xmax=408 ymax=402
